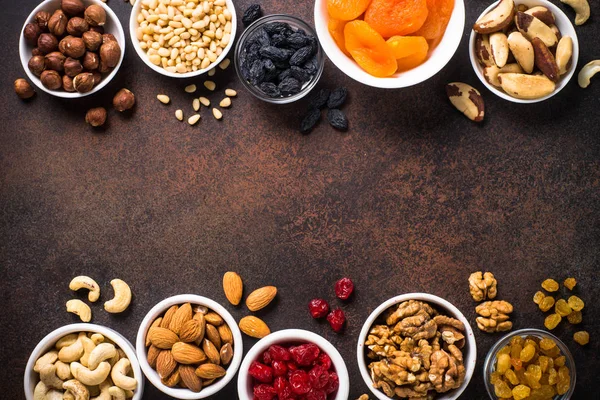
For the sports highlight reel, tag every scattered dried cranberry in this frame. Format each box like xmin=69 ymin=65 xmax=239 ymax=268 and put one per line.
xmin=309 ymin=365 xmax=329 ymax=389
xmin=289 ymin=343 xmax=320 ymax=366
xmin=325 ymin=372 xmax=339 ymax=394
xmin=272 ymin=360 xmax=288 ymax=377
xmin=268 ymin=344 xmax=292 ymax=361
xmin=308 ymin=298 xmax=330 ymax=319
xmin=334 ymin=277 xmax=354 ymax=300
xmin=317 ymin=352 xmax=332 ymax=370
xmin=327 ymin=309 xmax=346 ymax=333
xmin=249 ymin=361 xmax=274 ymax=383
xmin=289 ymin=369 xmax=311 ymax=395
xmin=253 ymin=383 xmax=276 ymax=400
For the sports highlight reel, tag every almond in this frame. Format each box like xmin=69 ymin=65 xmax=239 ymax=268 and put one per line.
xmin=156 ymin=349 xmax=177 ymax=378
xmin=193 ymin=313 xmax=206 ymax=346
xmin=171 ymin=342 xmax=207 ymax=364
xmin=204 ymin=312 xmax=224 ymax=326
xmin=179 ymin=365 xmax=203 ymax=392
xmin=147 ymin=345 xmax=160 ymax=368
xmin=220 ymin=343 xmax=234 ymax=365
xmin=195 ymin=363 xmax=226 ymax=380
xmin=161 ymin=367 xmax=180 ymax=387
xmin=246 ymin=286 xmax=277 ymax=311
xmin=169 ymin=303 xmax=193 ymax=334
xmin=149 ymin=327 xmax=179 ymax=349
xmin=202 ymin=338 xmax=221 ymax=365
xmin=179 ymin=319 xmax=203 ymax=343
xmin=223 ymin=271 xmax=243 ymax=305
xmin=217 ymin=324 xmax=233 ymax=345
xmin=160 ymin=305 xmax=179 ymax=328
xmin=146 ymin=317 xmax=163 ymax=347
xmin=239 ymin=316 xmax=271 ymax=339
xmin=205 ymin=324 xmax=222 ymax=349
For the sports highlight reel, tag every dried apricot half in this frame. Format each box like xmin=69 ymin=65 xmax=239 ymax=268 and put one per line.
xmin=365 ymin=0 xmax=429 ymax=37
xmin=414 ymin=0 xmax=454 ymax=40
xmin=328 ymin=18 xmax=350 ymax=56
xmin=386 ymin=35 xmax=429 ymax=71
xmin=327 ymin=0 xmax=373 ymax=21
xmin=344 ymin=20 xmax=398 ymax=77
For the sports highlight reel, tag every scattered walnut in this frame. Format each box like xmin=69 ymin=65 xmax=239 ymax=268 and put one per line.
xmin=468 ymin=271 xmax=498 ymax=301
xmin=475 ymin=300 xmax=514 ymax=333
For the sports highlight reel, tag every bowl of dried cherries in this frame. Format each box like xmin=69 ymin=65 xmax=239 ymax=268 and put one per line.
xmin=237 ymin=329 xmax=349 ymax=399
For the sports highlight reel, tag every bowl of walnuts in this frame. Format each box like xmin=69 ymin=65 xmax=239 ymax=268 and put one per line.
xmin=19 ymin=0 xmax=125 ymax=98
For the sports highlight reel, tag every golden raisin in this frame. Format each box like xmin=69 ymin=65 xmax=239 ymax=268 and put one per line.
xmin=573 ymin=331 xmax=589 ymax=345
xmin=505 ymin=368 xmax=519 ymax=385
xmin=539 ymin=296 xmax=555 ymax=312
xmin=544 ymin=314 xmax=561 ymax=330
xmin=497 ymin=345 xmax=510 ymax=356
xmin=511 ymin=343 xmax=523 ymax=360
xmin=496 ymin=353 xmax=511 ymax=374
xmin=512 ymin=384 xmax=531 ymax=400
xmin=539 ymin=337 xmax=556 ymax=351
xmin=538 ymin=356 xmax=550 ymax=373
xmin=520 ymin=344 xmax=536 ymax=362
xmin=556 ymin=366 xmax=571 ymax=395
xmin=510 ymin=335 xmax=525 ymax=347
xmin=533 ymin=291 xmax=545 ymax=304
xmin=567 ymin=295 xmax=584 ymax=311
xmin=494 ymin=380 xmax=512 ymax=398
xmin=554 ymin=356 xmax=565 ymax=367
xmin=489 ymin=370 xmax=503 ymax=384
xmin=567 ymin=310 xmax=582 ymax=324
xmin=563 ymin=277 xmax=576 ymax=290
xmin=555 ymin=299 xmax=572 ymax=317
xmin=541 ymin=279 xmax=559 ymax=292
xmin=548 ymin=367 xmax=557 ymax=385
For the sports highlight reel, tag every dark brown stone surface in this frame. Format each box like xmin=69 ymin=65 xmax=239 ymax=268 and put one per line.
xmin=1 ymin=0 xmax=599 ymax=399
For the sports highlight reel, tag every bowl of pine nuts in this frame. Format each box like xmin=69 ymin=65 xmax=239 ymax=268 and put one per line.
xmin=130 ymin=0 xmax=237 ymax=78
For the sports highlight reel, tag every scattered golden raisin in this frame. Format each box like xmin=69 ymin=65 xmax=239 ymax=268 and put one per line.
xmin=555 ymin=299 xmax=572 ymax=317
xmin=541 ymin=279 xmax=560 ymax=292
xmin=573 ymin=331 xmax=589 ymax=346
xmin=567 ymin=295 xmax=584 ymax=311
xmin=544 ymin=313 xmax=561 ymax=330
xmin=567 ymin=310 xmax=582 ymax=324
xmin=563 ymin=277 xmax=577 ymax=290
xmin=539 ymin=296 xmax=555 ymax=312
xmin=533 ymin=291 xmax=545 ymax=304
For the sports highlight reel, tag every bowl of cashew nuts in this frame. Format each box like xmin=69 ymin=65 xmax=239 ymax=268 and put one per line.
xmin=25 ymin=323 xmax=144 ymax=400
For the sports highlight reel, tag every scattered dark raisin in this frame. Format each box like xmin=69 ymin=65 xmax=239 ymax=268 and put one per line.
xmin=290 ymin=66 xmax=310 ymax=83
xmin=309 ymin=88 xmax=330 ymax=109
xmin=300 ymin=108 xmax=321 ymax=134
xmin=249 ymin=59 xmax=265 ymax=85
xmin=259 ymin=45 xmax=292 ymax=62
xmin=302 ymin=55 xmax=319 ymax=75
xmin=242 ymin=4 xmax=262 ymax=26
xmin=327 ymin=109 xmax=348 ymax=131
xmin=289 ymin=46 xmax=315 ymax=66
xmin=287 ymin=32 xmax=310 ymax=49
xmin=260 ymin=82 xmax=281 ymax=97
xmin=278 ymin=77 xmax=301 ymax=96
xmin=264 ymin=22 xmax=292 ymax=36
xmin=270 ymin=34 xmax=288 ymax=48
xmin=327 ymin=87 xmax=347 ymax=109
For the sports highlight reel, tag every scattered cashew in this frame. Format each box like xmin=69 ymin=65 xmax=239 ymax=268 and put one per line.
xmin=34 ymin=350 xmax=58 ymax=373
xmin=55 ymin=361 xmax=73 ymax=380
xmin=578 ymin=60 xmax=600 ymax=88
xmin=33 ymin=381 xmax=49 ymax=400
xmin=104 ymin=279 xmax=132 ymax=314
xmin=108 ymin=386 xmax=126 ymax=400
xmin=62 ymin=380 xmax=89 ymax=400
xmin=66 ymin=299 xmax=92 ymax=322
xmin=88 ymin=343 xmax=117 ymax=371
xmin=58 ymin=336 xmax=84 ymax=363
xmin=71 ymin=362 xmax=111 ymax=386
xmin=56 ymin=334 xmax=78 ymax=350
xmin=40 ymin=364 xmax=64 ymax=390
xmin=69 ymin=276 xmax=101 ymax=302
xmin=111 ymin=358 xmax=137 ymax=391
xmin=80 ymin=336 xmax=96 ymax=367
xmin=91 ymin=379 xmax=112 ymax=400
xmin=90 ymin=334 xmax=104 ymax=345
xmin=45 ymin=390 xmax=64 ymax=400
xmin=560 ymin=0 xmax=590 ymax=25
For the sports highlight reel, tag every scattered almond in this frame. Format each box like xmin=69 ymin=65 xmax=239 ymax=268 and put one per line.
xmin=223 ymin=271 xmax=243 ymax=306
xmin=246 ymin=286 xmax=278 ymax=312
xmin=239 ymin=316 xmax=270 ymax=339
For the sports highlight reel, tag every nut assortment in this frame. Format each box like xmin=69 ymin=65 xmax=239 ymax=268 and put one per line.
xmin=32 ymin=331 xmax=138 ymax=400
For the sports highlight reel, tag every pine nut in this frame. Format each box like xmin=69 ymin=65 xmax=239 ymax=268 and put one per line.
xmin=175 ymin=109 xmax=183 ymax=121
xmin=208 ymin=68 xmax=215 ymax=76
xmin=185 ymin=84 xmax=197 ymax=93
xmin=199 ymin=97 xmax=210 ymax=106
xmin=157 ymin=94 xmax=170 ymax=104
xmin=219 ymin=97 xmax=231 ymax=108
xmin=188 ymin=114 xmax=201 ymax=125
xmin=204 ymin=81 xmax=216 ymax=91
xmin=225 ymin=89 xmax=237 ymax=97
xmin=212 ymin=108 xmax=222 ymax=120
xmin=193 ymin=98 xmax=200 ymax=111
xmin=219 ymin=58 xmax=230 ymax=70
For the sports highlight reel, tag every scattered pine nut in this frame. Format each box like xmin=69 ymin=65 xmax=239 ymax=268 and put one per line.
xmin=185 ymin=84 xmax=197 ymax=93
xmin=175 ymin=109 xmax=184 ymax=121
xmin=199 ymin=97 xmax=211 ymax=107
xmin=157 ymin=94 xmax=170 ymax=104
xmin=193 ymin=98 xmax=200 ymax=111
xmin=219 ymin=97 xmax=231 ymax=108
xmin=204 ymin=81 xmax=216 ymax=91
xmin=208 ymin=68 xmax=216 ymax=77
xmin=212 ymin=108 xmax=223 ymax=120
xmin=225 ymin=89 xmax=237 ymax=97
xmin=188 ymin=114 xmax=201 ymax=125
xmin=219 ymin=58 xmax=231 ymax=70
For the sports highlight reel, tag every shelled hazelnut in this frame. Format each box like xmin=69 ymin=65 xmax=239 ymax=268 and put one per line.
xmin=34 ymin=11 xmax=51 ymax=30
xmin=92 ymin=72 xmax=102 ymax=86
xmin=84 ymin=5 xmax=106 ymax=27
xmin=32 ymin=47 xmax=43 ymax=56
xmin=41 ymin=70 xmax=62 ymax=90
xmin=85 ymin=107 xmax=107 ymax=127
xmin=73 ymin=72 xmax=94 ymax=93
xmin=82 ymin=30 xmax=102 ymax=51
xmin=63 ymin=75 xmax=75 ymax=92
xmin=82 ymin=52 xmax=99 ymax=70
xmin=61 ymin=0 xmax=85 ymax=16
xmin=28 ymin=55 xmax=46 ymax=76
xmin=66 ymin=17 xmax=89 ymax=36
xmin=23 ymin=23 xmax=41 ymax=45
xmin=14 ymin=79 xmax=35 ymax=99
xmin=45 ymin=51 xmax=66 ymax=72
xmin=100 ymin=41 xmax=120 ymax=68
xmin=48 ymin=9 xmax=67 ymax=36
xmin=113 ymin=89 xmax=135 ymax=112
xmin=64 ymin=57 xmax=83 ymax=77
xmin=38 ymin=33 xmax=58 ymax=54
xmin=59 ymin=36 xmax=85 ymax=58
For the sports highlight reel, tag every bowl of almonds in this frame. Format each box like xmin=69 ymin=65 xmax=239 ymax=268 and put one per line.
xmin=136 ymin=294 xmax=243 ymax=399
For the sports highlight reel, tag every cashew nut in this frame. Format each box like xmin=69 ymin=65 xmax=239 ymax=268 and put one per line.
xmin=104 ymin=279 xmax=132 ymax=314
xmin=111 ymin=358 xmax=137 ymax=391
xmin=578 ymin=60 xmax=600 ymax=88
xmin=55 ymin=361 xmax=73 ymax=380
xmin=560 ymin=0 xmax=590 ymax=25
xmin=56 ymin=334 xmax=78 ymax=350
xmin=69 ymin=276 xmax=101 ymax=302
xmin=108 ymin=386 xmax=126 ymax=400
xmin=33 ymin=381 xmax=49 ymax=400
xmin=40 ymin=364 xmax=65 ymax=390
xmin=58 ymin=336 xmax=84 ymax=363
xmin=62 ymin=380 xmax=89 ymax=400
xmin=88 ymin=385 xmax=101 ymax=397
xmin=90 ymin=333 xmax=104 ymax=345
xmin=88 ymin=343 xmax=117 ymax=371
xmin=66 ymin=299 xmax=92 ymax=322
xmin=45 ymin=390 xmax=64 ymax=400
xmin=64 ymin=390 xmax=75 ymax=400
xmin=91 ymin=378 xmax=112 ymax=400
xmin=34 ymin=350 xmax=58 ymax=373
xmin=70 ymin=362 xmax=111 ymax=386
xmin=80 ymin=336 xmax=96 ymax=367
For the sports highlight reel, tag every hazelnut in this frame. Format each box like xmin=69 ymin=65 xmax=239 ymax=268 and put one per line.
xmin=92 ymin=71 xmax=102 ymax=86
xmin=82 ymin=30 xmax=102 ymax=51
xmin=85 ymin=107 xmax=107 ymax=127
xmin=61 ymin=0 xmax=85 ymax=16
xmin=37 ymin=33 xmax=58 ymax=54
xmin=14 ymin=78 xmax=35 ymax=99
xmin=34 ymin=10 xmax=51 ymax=30
xmin=64 ymin=57 xmax=83 ymax=77
xmin=102 ymin=33 xmax=116 ymax=44
xmin=40 ymin=70 xmax=62 ymax=90
xmin=113 ymin=88 xmax=136 ymax=112
xmin=97 ymin=59 xmax=111 ymax=73
xmin=100 ymin=41 xmax=121 ymax=68
xmin=32 ymin=47 xmax=43 ymax=56
xmin=28 ymin=55 xmax=46 ymax=76
xmin=89 ymin=26 xmax=104 ymax=34
xmin=73 ymin=72 xmax=95 ymax=93
xmin=59 ymin=36 xmax=86 ymax=58
xmin=24 ymin=23 xmax=41 ymax=46
xmin=45 ymin=51 xmax=66 ymax=72
xmin=67 ymin=17 xmax=89 ymax=36
xmin=82 ymin=51 xmax=99 ymax=70
xmin=63 ymin=75 xmax=75 ymax=92
xmin=48 ymin=9 xmax=68 ymax=36
xmin=84 ymin=5 xmax=106 ymax=27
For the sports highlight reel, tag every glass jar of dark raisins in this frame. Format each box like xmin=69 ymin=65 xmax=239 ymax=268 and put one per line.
xmin=234 ymin=15 xmax=324 ymax=104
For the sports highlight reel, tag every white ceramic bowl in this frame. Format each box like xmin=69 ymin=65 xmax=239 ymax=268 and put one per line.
xmin=469 ymin=0 xmax=579 ymax=103
xmin=237 ymin=329 xmax=349 ymax=399
xmin=19 ymin=0 xmax=126 ymax=98
xmin=24 ymin=323 xmax=144 ymax=400
xmin=129 ymin=0 xmax=237 ymax=78
xmin=314 ymin=0 xmax=465 ymax=88
xmin=357 ymin=293 xmax=477 ymax=400
xmin=136 ymin=294 xmax=243 ymax=399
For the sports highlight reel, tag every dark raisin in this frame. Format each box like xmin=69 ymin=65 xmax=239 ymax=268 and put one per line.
xmin=289 ymin=46 xmax=315 ymax=66
xmin=287 ymin=32 xmax=310 ymax=49
xmin=248 ymin=28 xmax=270 ymax=47
xmin=290 ymin=66 xmax=310 ymax=83
xmin=300 ymin=108 xmax=321 ymax=134
xmin=242 ymin=4 xmax=262 ymax=26
xmin=303 ymin=56 xmax=319 ymax=75
xmin=327 ymin=87 xmax=347 ymax=109
xmin=259 ymin=46 xmax=291 ymax=62
xmin=249 ymin=59 xmax=265 ymax=85
xmin=309 ymin=88 xmax=330 ymax=109
xmin=260 ymin=82 xmax=281 ymax=97
xmin=273 ymin=59 xmax=291 ymax=70
xmin=263 ymin=59 xmax=279 ymax=82
xmin=264 ymin=22 xmax=292 ymax=36
xmin=278 ymin=68 xmax=292 ymax=82
xmin=278 ymin=77 xmax=301 ymax=96
xmin=308 ymin=36 xmax=319 ymax=53
xmin=270 ymin=34 xmax=288 ymax=48
xmin=327 ymin=109 xmax=348 ymax=131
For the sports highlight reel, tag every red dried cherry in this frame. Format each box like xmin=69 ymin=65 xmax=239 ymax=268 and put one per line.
xmin=289 ymin=369 xmax=311 ymax=395
xmin=289 ymin=343 xmax=321 ymax=366
xmin=325 ymin=371 xmax=339 ymax=394
xmin=308 ymin=298 xmax=330 ymax=318
xmin=308 ymin=365 xmax=329 ymax=389
xmin=273 ymin=376 xmax=295 ymax=399
xmin=317 ymin=352 xmax=332 ymax=370
xmin=249 ymin=360 xmax=274 ymax=383
xmin=327 ymin=309 xmax=346 ymax=333
xmin=335 ymin=277 xmax=354 ymax=300
xmin=253 ymin=384 xmax=276 ymax=400
xmin=262 ymin=350 xmax=273 ymax=365
xmin=306 ymin=388 xmax=327 ymax=400
xmin=268 ymin=344 xmax=292 ymax=361
xmin=272 ymin=360 xmax=288 ymax=377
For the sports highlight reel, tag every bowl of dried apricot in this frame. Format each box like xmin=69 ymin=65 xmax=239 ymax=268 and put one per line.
xmin=484 ymin=329 xmax=576 ymax=400
xmin=314 ymin=0 xmax=465 ymax=88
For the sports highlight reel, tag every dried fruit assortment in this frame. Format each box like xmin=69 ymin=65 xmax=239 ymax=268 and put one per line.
xmin=364 ymin=300 xmax=467 ymax=398
xmin=144 ymin=302 xmax=234 ymax=392
xmin=490 ymin=335 xmax=571 ymax=399
xmin=249 ymin=343 xmax=340 ymax=399
xmin=326 ymin=0 xmax=454 ymax=77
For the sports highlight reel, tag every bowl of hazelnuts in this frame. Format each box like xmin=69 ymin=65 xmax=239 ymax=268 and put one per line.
xmin=19 ymin=0 xmax=125 ymax=98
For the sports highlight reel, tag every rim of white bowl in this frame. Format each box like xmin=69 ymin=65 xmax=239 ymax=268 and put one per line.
xmin=313 ymin=0 xmax=465 ymax=88
xmin=469 ymin=0 xmax=579 ymax=103
xmin=24 ymin=323 xmax=144 ymax=400
xmin=357 ymin=293 xmax=477 ymax=400
xmin=129 ymin=0 xmax=237 ymax=78
xmin=237 ymin=329 xmax=350 ymax=400
xmin=136 ymin=294 xmax=243 ymax=399
xmin=19 ymin=0 xmax=126 ymax=99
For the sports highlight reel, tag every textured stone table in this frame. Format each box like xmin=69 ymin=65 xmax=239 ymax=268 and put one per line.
xmin=1 ymin=0 xmax=599 ymax=398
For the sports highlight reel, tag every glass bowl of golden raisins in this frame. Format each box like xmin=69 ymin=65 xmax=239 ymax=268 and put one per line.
xmin=484 ymin=329 xmax=575 ymax=400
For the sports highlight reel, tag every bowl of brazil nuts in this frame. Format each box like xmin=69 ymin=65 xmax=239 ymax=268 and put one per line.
xmin=130 ymin=0 xmax=237 ymax=78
